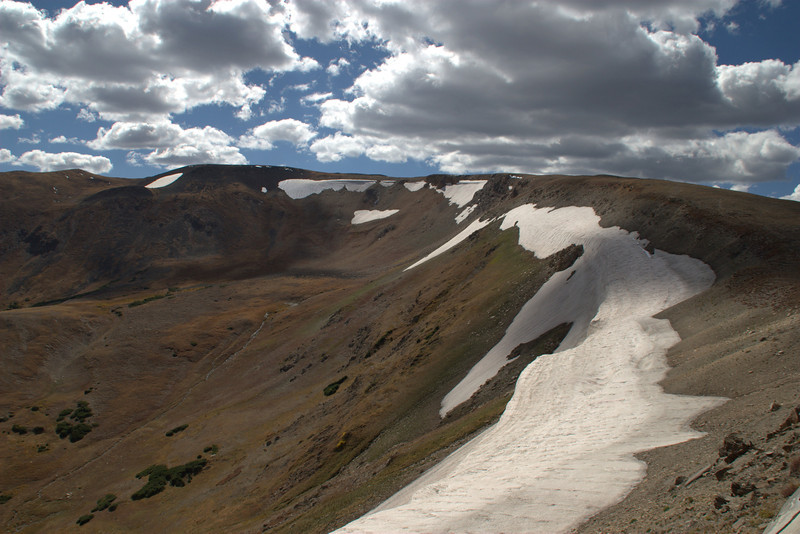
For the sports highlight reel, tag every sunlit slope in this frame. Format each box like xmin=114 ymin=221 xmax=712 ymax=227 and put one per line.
xmin=0 ymin=167 xmax=798 ymax=533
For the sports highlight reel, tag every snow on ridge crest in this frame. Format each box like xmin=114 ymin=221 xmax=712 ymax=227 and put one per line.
xmin=146 ymin=173 xmax=183 ymax=189
xmin=339 ymin=203 xmax=724 ymax=534
xmin=278 ymin=178 xmax=376 ymax=199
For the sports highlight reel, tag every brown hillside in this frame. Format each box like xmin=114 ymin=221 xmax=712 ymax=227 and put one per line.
xmin=0 ymin=166 xmax=798 ymax=533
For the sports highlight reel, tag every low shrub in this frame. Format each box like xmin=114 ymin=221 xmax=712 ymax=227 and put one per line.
xmin=0 ymin=494 xmax=11 ymax=505
xmin=324 ymin=376 xmax=348 ymax=396
xmin=165 ymin=424 xmax=188 ymax=437
xmin=55 ymin=401 xmax=95 ymax=442
xmin=11 ymin=424 xmax=27 ymax=435
xmin=76 ymin=514 xmax=94 ymax=526
xmin=131 ymin=459 xmax=207 ymax=500
xmin=92 ymin=493 xmax=117 ymax=512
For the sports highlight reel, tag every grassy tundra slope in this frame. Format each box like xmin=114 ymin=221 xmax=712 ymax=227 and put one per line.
xmin=0 ymin=165 xmax=798 ymax=533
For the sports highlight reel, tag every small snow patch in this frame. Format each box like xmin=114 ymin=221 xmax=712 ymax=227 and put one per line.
xmin=261 ymin=186 xmax=267 ymax=193
xmin=146 ymin=173 xmax=183 ymax=189
xmin=279 ymin=179 xmax=376 ymax=199
xmin=352 ymin=209 xmax=399 ymax=225
xmin=404 ymin=181 xmax=426 ymax=192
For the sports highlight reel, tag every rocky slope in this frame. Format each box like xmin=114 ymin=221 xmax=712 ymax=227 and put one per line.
xmin=0 ymin=165 xmax=798 ymax=533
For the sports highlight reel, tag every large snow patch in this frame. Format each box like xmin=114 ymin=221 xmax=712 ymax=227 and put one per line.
xmin=338 ymin=204 xmax=725 ymax=534
xmin=436 ymin=179 xmax=487 ymax=207
xmin=352 ymin=209 xmax=399 ymax=225
xmin=278 ymin=178 xmax=376 ymax=199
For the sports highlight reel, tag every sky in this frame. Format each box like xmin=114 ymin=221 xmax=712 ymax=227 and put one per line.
xmin=1 ymin=0 xmax=799 ymax=201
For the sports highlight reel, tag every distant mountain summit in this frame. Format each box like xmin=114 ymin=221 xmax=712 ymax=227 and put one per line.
xmin=1 ymin=165 xmax=798 ymax=533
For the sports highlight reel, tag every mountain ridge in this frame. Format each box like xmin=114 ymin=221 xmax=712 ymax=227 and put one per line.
xmin=0 ymin=165 xmax=798 ymax=533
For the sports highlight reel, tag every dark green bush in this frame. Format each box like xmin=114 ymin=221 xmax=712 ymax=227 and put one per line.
xmin=165 ymin=424 xmax=188 ymax=437
xmin=91 ymin=493 xmax=117 ymax=512
xmin=71 ymin=401 xmax=93 ymax=422
xmin=32 ymin=426 xmax=45 ymax=435
xmin=76 ymin=514 xmax=94 ymax=526
xmin=11 ymin=424 xmax=27 ymax=435
xmin=131 ymin=459 xmax=207 ymax=500
xmin=0 ymin=494 xmax=11 ymax=504
xmin=323 ymin=376 xmax=348 ymax=396
xmin=55 ymin=401 xmax=95 ymax=442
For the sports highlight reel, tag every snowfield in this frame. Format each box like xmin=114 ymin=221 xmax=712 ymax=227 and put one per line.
xmin=278 ymin=178 xmax=376 ymax=199
xmin=145 ymin=172 xmax=183 ymax=188
xmin=436 ymin=179 xmax=487 ymax=207
xmin=338 ymin=204 xmax=725 ymax=534
xmin=351 ymin=209 xmax=399 ymax=225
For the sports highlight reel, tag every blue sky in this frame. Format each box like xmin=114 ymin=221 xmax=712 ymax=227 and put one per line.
xmin=1 ymin=0 xmax=799 ymax=200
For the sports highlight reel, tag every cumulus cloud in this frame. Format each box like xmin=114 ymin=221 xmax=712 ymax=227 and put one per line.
xmin=781 ymin=184 xmax=800 ymax=201
xmin=88 ymin=120 xmax=246 ymax=167
xmin=310 ymin=133 xmax=366 ymax=162
xmin=0 ymin=113 xmax=23 ymax=130
xmin=239 ymin=119 xmax=317 ymax=150
xmin=49 ymin=135 xmax=80 ymax=144
xmin=0 ymin=148 xmax=13 ymax=163
xmin=0 ymin=0 xmax=313 ymax=120
xmin=327 ymin=57 xmax=350 ymax=76
xmin=15 ymin=149 xmax=112 ymax=174
xmin=288 ymin=0 xmax=800 ymax=185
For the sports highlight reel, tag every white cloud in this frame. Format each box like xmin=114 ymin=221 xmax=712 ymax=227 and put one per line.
xmin=0 ymin=113 xmax=23 ymax=129
xmin=141 ymin=143 xmax=246 ymax=168
xmin=19 ymin=132 xmax=40 ymax=144
xmin=327 ymin=57 xmax=350 ymax=76
xmin=310 ymin=133 xmax=366 ymax=162
xmin=286 ymin=0 xmax=800 ymax=186
xmin=239 ymin=118 xmax=317 ymax=150
xmin=77 ymin=108 xmax=98 ymax=122
xmin=49 ymin=135 xmax=80 ymax=144
xmin=88 ymin=120 xmax=246 ymax=168
xmin=0 ymin=0 xmax=312 ymax=121
xmin=15 ymin=149 xmax=112 ymax=174
xmin=0 ymin=148 xmax=14 ymax=163
xmin=301 ymin=92 xmax=333 ymax=106
xmin=781 ymin=184 xmax=800 ymax=201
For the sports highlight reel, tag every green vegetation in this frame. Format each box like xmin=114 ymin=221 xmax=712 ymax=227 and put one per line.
xmin=11 ymin=424 xmax=27 ymax=435
xmin=323 ymin=376 xmax=348 ymax=396
xmin=76 ymin=514 xmax=94 ymax=526
xmin=91 ymin=493 xmax=117 ymax=512
xmin=203 ymin=444 xmax=219 ymax=454
xmin=55 ymin=401 xmax=95 ymax=442
xmin=6 ymin=301 xmax=21 ymax=310
xmin=131 ymin=459 xmax=207 ymax=500
xmin=37 ymin=444 xmax=49 ymax=453
xmin=0 ymin=494 xmax=11 ymax=504
xmin=128 ymin=290 xmax=174 ymax=308
xmin=165 ymin=424 xmax=188 ymax=437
